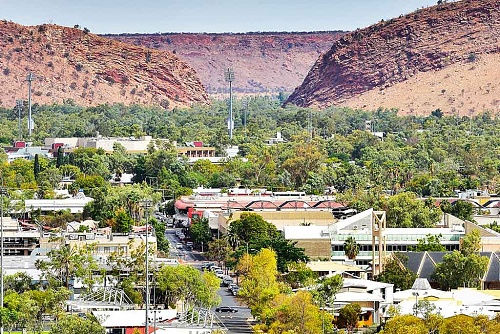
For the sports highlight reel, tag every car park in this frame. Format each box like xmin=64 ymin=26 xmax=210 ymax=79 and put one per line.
xmin=215 ymin=306 xmax=238 ymax=313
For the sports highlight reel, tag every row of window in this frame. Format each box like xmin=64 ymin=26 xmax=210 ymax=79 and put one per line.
xmin=332 ymin=243 xmax=459 ymax=253
xmin=331 ymin=234 xmax=461 ymax=242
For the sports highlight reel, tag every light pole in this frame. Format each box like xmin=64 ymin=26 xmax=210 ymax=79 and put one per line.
xmin=0 ymin=181 xmax=6 ymax=334
xmin=412 ymin=291 xmax=419 ymax=317
xmin=224 ymin=68 xmax=235 ymax=141
xmin=140 ymin=199 xmax=153 ymax=334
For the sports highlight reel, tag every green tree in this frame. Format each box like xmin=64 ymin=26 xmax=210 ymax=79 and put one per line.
xmin=206 ymin=237 xmax=232 ymax=266
xmin=150 ymin=217 xmax=169 ymax=254
xmin=189 ymin=217 xmax=212 ymax=245
xmin=312 ymin=274 xmax=343 ymax=307
xmin=49 ymin=314 xmax=105 ymax=334
xmin=36 ymin=239 xmax=99 ymax=289
xmin=284 ymin=262 xmax=318 ymax=289
xmin=155 ymin=264 xmax=220 ymax=309
xmin=381 ymin=314 xmax=427 ymax=334
xmin=432 ymin=250 xmax=488 ymax=290
xmin=4 ymin=272 xmax=35 ymax=293
xmin=33 ymin=153 xmax=41 ymax=181
xmin=379 ymin=192 xmax=442 ymax=228
xmin=237 ymin=249 xmax=281 ymax=318
xmin=56 ymin=146 xmax=64 ymax=168
xmin=228 ymin=212 xmax=308 ymax=272
xmin=411 ymin=234 xmax=446 ymax=252
xmin=461 ymin=229 xmax=481 ymax=256
xmin=439 ymin=314 xmax=481 ymax=334
xmin=377 ymin=253 xmax=417 ymax=290
xmin=344 ymin=236 xmax=360 ymax=260
xmin=255 ymin=290 xmax=333 ymax=334
xmin=25 ymin=288 xmax=72 ymax=332
xmin=267 ymin=232 xmax=309 ymax=273
xmin=113 ymin=208 xmax=134 ymax=233
xmin=440 ymin=200 xmax=474 ymax=221
xmin=337 ymin=303 xmax=361 ymax=332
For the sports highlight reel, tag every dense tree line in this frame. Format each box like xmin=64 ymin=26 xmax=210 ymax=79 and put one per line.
xmin=2 ymin=98 xmax=498 ymax=201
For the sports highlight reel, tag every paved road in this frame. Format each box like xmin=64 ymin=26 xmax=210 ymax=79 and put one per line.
xmin=216 ymin=284 xmax=254 ymax=333
xmin=165 ymin=227 xmax=255 ymax=333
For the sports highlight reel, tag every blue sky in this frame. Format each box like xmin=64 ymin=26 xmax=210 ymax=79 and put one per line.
xmin=1 ymin=0 xmax=439 ymax=34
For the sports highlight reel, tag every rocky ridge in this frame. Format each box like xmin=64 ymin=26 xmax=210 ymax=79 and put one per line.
xmin=105 ymin=32 xmax=344 ymax=95
xmin=0 ymin=21 xmax=209 ymax=109
xmin=285 ymin=0 xmax=500 ymax=115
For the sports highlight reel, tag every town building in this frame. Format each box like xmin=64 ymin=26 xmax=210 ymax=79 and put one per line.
xmin=1 ymin=217 xmax=39 ymax=256
xmin=392 ymin=278 xmax=500 ymax=319
xmin=24 ymin=191 xmax=93 ymax=214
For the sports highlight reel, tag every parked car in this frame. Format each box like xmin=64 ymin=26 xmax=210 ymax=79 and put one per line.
xmin=215 ymin=306 xmax=238 ymax=313
xmin=201 ymin=262 xmax=216 ymax=270
xmin=176 ymin=243 xmax=183 ymax=249
xmin=209 ymin=266 xmax=221 ymax=272
xmin=222 ymin=275 xmax=233 ymax=286
xmin=227 ymin=283 xmax=239 ymax=292
xmin=214 ymin=269 xmax=224 ymax=278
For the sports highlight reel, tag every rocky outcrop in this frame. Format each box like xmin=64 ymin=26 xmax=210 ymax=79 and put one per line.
xmin=0 ymin=21 xmax=209 ymax=108
xmin=105 ymin=32 xmax=344 ymax=94
xmin=285 ymin=0 xmax=500 ymax=115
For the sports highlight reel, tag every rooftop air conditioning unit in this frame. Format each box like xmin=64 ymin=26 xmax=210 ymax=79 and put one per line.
xmin=352 ymin=225 xmax=358 ymax=230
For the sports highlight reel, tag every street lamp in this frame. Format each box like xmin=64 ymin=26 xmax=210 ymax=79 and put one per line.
xmin=140 ymin=199 xmax=153 ymax=333
xmin=0 ymin=182 xmax=7 ymax=334
xmin=412 ymin=291 xmax=419 ymax=317
xmin=224 ymin=68 xmax=235 ymax=141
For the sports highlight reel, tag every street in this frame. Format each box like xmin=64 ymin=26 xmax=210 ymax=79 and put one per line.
xmin=165 ymin=228 xmax=255 ymax=333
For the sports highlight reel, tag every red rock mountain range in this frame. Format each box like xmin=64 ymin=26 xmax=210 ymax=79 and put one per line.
xmin=104 ymin=32 xmax=344 ymax=95
xmin=285 ymin=0 xmax=500 ymax=115
xmin=1 ymin=0 xmax=499 ymax=115
xmin=0 ymin=21 xmax=209 ymax=108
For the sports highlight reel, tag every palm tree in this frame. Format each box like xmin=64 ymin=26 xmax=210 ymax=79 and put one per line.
xmin=343 ymin=236 xmax=360 ymax=260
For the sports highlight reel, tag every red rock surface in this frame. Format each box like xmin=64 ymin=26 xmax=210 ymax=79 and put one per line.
xmin=105 ymin=32 xmax=344 ymax=95
xmin=285 ymin=0 xmax=500 ymax=115
xmin=0 ymin=22 xmax=209 ymax=108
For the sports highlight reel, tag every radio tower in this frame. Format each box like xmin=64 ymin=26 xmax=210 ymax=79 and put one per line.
xmin=224 ymin=68 xmax=235 ymax=140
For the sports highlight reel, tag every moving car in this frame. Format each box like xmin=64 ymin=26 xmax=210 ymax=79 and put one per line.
xmin=215 ymin=306 xmax=238 ymax=313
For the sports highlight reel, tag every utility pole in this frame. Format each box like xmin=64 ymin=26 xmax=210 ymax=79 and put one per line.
xmin=224 ymin=68 xmax=235 ymax=141
xmin=26 ymin=73 xmax=35 ymax=137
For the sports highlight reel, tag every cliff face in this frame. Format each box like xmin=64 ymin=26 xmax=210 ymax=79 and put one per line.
xmin=285 ymin=0 xmax=500 ymax=115
xmin=105 ymin=32 xmax=344 ymax=94
xmin=0 ymin=21 xmax=209 ymax=108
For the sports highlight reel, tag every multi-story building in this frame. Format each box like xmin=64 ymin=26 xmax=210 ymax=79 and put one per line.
xmin=328 ymin=209 xmax=464 ymax=266
xmin=1 ymin=217 xmax=39 ymax=256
